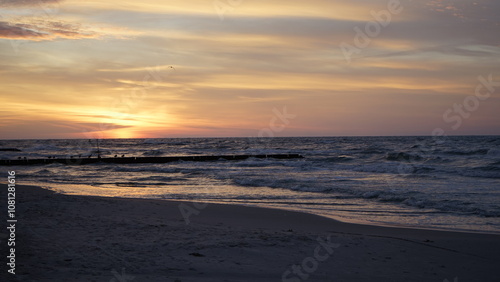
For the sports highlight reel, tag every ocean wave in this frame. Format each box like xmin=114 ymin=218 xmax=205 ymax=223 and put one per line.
xmin=358 ymin=149 xmax=386 ymax=155
xmin=142 ymin=139 xmax=167 ymax=145
xmin=386 ymin=152 xmax=423 ymax=162
xmin=351 ymin=163 xmax=427 ymax=174
xmin=422 ymin=156 xmax=452 ymax=164
xmin=402 ymin=198 xmax=500 ymax=217
xmin=142 ymin=150 xmax=163 ymax=156
xmin=28 ymin=144 xmax=64 ymax=151
xmin=460 ymin=166 xmax=500 ymax=179
xmin=443 ymin=149 xmax=489 ymax=156
xmin=34 ymin=168 xmax=55 ymax=175
xmin=228 ymin=172 xmax=500 ymax=218
xmin=353 ymin=190 xmax=500 ymax=217
xmin=323 ymin=156 xmax=355 ymax=163
xmin=361 ymin=190 xmax=410 ymax=202
xmin=132 ymin=175 xmax=187 ymax=182
xmin=487 ymin=148 xmax=500 ymax=158
xmin=232 ymin=177 xmax=335 ymax=193
xmin=113 ymin=181 xmax=178 ymax=187
xmin=232 ymin=158 xmax=285 ymax=167
xmin=112 ymin=165 xmax=180 ymax=173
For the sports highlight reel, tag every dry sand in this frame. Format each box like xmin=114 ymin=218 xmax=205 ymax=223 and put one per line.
xmin=1 ymin=184 xmax=499 ymax=281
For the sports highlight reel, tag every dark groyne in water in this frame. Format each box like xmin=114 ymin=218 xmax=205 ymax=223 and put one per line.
xmin=0 ymin=154 xmax=304 ymax=166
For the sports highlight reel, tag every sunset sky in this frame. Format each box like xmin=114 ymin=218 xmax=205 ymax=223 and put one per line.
xmin=1 ymin=0 xmax=499 ymax=139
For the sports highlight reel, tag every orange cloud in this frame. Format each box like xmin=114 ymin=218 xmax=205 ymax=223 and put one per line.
xmin=0 ymin=0 xmax=60 ymax=7
xmin=0 ymin=20 xmax=99 ymax=40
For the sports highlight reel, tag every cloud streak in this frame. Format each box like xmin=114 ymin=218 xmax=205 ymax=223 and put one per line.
xmin=0 ymin=18 xmax=135 ymax=41
xmin=0 ymin=0 xmax=60 ymax=7
xmin=0 ymin=21 xmax=46 ymax=39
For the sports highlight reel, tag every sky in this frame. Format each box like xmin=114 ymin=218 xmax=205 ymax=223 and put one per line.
xmin=0 ymin=0 xmax=499 ymax=139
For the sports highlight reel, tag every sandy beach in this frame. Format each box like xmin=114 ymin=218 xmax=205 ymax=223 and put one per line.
xmin=1 ymin=184 xmax=499 ymax=282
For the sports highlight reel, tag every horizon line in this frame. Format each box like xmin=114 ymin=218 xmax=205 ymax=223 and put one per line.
xmin=1 ymin=134 xmax=499 ymax=141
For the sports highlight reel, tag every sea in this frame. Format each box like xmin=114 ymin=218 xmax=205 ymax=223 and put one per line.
xmin=1 ymin=136 xmax=499 ymax=233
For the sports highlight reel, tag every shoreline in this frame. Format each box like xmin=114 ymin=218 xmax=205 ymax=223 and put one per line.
xmin=194 ymin=199 xmax=500 ymax=236
xmin=1 ymin=184 xmax=499 ymax=281
xmin=37 ymin=181 xmax=500 ymax=235
xmin=39 ymin=184 xmax=500 ymax=235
